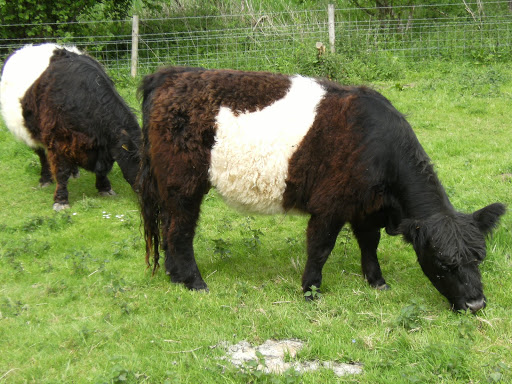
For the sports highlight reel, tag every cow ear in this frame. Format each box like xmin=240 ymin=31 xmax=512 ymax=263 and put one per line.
xmin=472 ymin=203 xmax=506 ymax=235
xmin=400 ymin=219 xmax=427 ymax=250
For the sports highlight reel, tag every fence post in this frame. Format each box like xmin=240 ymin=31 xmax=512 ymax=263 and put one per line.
xmin=131 ymin=15 xmax=139 ymax=78
xmin=328 ymin=4 xmax=335 ymax=53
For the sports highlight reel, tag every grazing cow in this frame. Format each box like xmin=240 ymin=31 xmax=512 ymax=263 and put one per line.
xmin=137 ymin=67 xmax=506 ymax=312
xmin=0 ymin=43 xmax=141 ymax=210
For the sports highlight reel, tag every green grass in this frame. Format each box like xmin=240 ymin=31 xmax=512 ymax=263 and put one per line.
xmin=0 ymin=61 xmax=511 ymax=383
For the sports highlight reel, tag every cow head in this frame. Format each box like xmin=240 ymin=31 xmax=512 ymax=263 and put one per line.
xmin=115 ymin=127 xmax=142 ymax=189
xmin=401 ymin=203 xmax=505 ymax=313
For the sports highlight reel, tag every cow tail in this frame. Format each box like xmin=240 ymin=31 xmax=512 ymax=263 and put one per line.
xmin=137 ymin=148 xmax=161 ymax=275
xmin=137 ymin=75 xmax=162 ymax=275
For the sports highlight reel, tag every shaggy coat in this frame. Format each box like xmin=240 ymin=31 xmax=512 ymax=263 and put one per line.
xmin=138 ymin=67 xmax=506 ymax=312
xmin=0 ymin=43 xmax=141 ymax=210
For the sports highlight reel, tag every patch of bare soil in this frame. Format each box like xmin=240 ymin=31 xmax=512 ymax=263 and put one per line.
xmin=222 ymin=339 xmax=362 ymax=377
xmin=500 ymin=173 xmax=512 ymax=182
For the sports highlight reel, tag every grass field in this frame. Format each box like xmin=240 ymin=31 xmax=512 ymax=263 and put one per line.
xmin=0 ymin=61 xmax=511 ymax=383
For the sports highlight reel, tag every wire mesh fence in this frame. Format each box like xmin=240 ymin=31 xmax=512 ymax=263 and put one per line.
xmin=1 ymin=1 xmax=512 ymax=73
xmin=135 ymin=12 xmax=329 ymax=71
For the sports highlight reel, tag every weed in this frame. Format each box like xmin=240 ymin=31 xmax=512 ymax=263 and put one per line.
xmin=1 ymin=237 xmax=50 ymax=262
xmin=0 ymin=238 xmax=40 ymax=273
xmin=112 ymin=239 xmax=132 ymax=259
xmin=41 ymin=262 xmax=54 ymax=273
xmin=45 ymin=280 xmax=68 ymax=296
xmin=212 ymin=238 xmax=232 ymax=259
xmin=105 ymin=278 xmax=127 ymax=297
xmin=238 ymin=350 xmax=267 ymax=381
xmin=217 ymin=217 xmax=233 ymax=231
xmin=64 ymin=250 xmax=92 ymax=275
xmin=79 ymin=325 xmax=93 ymax=343
xmin=64 ymin=249 xmax=107 ymax=275
xmin=285 ymin=236 xmax=299 ymax=246
xmin=234 ymin=280 xmax=250 ymax=301
xmin=0 ymin=297 xmax=27 ymax=318
xmin=6 ymin=257 xmax=25 ymax=273
xmin=337 ymin=227 xmax=352 ymax=257
xmin=281 ymin=367 xmax=302 ymax=384
xmin=457 ymin=311 xmax=476 ymax=341
xmin=400 ymin=368 xmax=427 ymax=383
xmin=394 ymin=300 xmax=427 ymax=330
xmin=487 ymin=362 xmax=510 ymax=383
xmin=426 ymin=342 xmax=471 ymax=381
xmin=118 ymin=301 xmax=133 ymax=315
xmin=78 ymin=195 xmax=99 ymax=210
xmin=304 ymin=285 xmax=321 ymax=300
xmin=242 ymin=227 xmax=264 ymax=249
xmin=98 ymin=364 xmax=135 ymax=384
xmin=241 ymin=216 xmax=264 ymax=250
xmin=235 ymin=350 xmax=302 ymax=384
xmin=21 ymin=214 xmax=72 ymax=232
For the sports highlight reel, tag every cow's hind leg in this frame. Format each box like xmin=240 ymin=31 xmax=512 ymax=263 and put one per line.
xmin=352 ymin=225 xmax=389 ymax=290
xmin=302 ymin=215 xmax=344 ymax=299
xmin=165 ymin=195 xmax=207 ymax=291
xmin=35 ymin=147 xmax=53 ymax=187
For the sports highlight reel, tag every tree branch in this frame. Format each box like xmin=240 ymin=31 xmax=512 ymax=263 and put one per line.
xmin=349 ymin=0 xmax=376 ymax=17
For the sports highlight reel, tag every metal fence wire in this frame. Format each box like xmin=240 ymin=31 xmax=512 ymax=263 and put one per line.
xmin=1 ymin=1 xmax=512 ymax=72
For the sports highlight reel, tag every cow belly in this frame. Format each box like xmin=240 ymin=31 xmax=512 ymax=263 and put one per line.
xmin=209 ymin=75 xmax=326 ymax=214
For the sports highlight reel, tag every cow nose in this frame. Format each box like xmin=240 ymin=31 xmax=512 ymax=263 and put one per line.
xmin=466 ymin=297 xmax=486 ymax=313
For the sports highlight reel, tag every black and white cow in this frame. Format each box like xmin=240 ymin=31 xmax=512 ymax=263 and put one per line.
xmin=137 ymin=66 xmax=506 ymax=312
xmin=0 ymin=43 xmax=141 ymax=210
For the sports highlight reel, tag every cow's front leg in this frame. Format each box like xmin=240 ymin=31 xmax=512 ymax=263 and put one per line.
xmin=353 ymin=226 xmax=389 ymax=290
xmin=94 ymin=157 xmax=115 ymax=196
xmin=165 ymin=196 xmax=208 ymax=291
xmin=96 ymin=174 xmax=116 ymax=196
xmin=35 ymin=147 xmax=53 ymax=187
xmin=49 ymin=153 xmax=72 ymax=211
xmin=302 ymin=215 xmax=344 ymax=299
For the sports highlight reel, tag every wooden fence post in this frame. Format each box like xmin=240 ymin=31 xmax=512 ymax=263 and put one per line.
xmin=131 ymin=15 xmax=139 ymax=78
xmin=328 ymin=4 xmax=335 ymax=54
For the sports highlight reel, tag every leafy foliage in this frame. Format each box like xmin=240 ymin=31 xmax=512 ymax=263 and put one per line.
xmin=394 ymin=300 xmax=427 ymax=330
xmin=304 ymin=285 xmax=322 ymax=300
xmin=0 ymin=0 xmax=131 ymax=40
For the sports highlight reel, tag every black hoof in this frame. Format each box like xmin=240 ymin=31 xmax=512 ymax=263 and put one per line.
xmin=375 ymin=283 xmax=390 ymax=291
xmin=99 ymin=189 xmax=117 ymax=197
xmin=367 ymin=278 xmax=390 ymax=291
xmin=53 ymin=202 xmax=70 ymax=211
xmin=187 ymin=280 xmax=209 ymax=292
xmin=39 ymin=181 xmax=53 ymax=188
xmin=170 ymin=273 xmax=208 ymax=292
